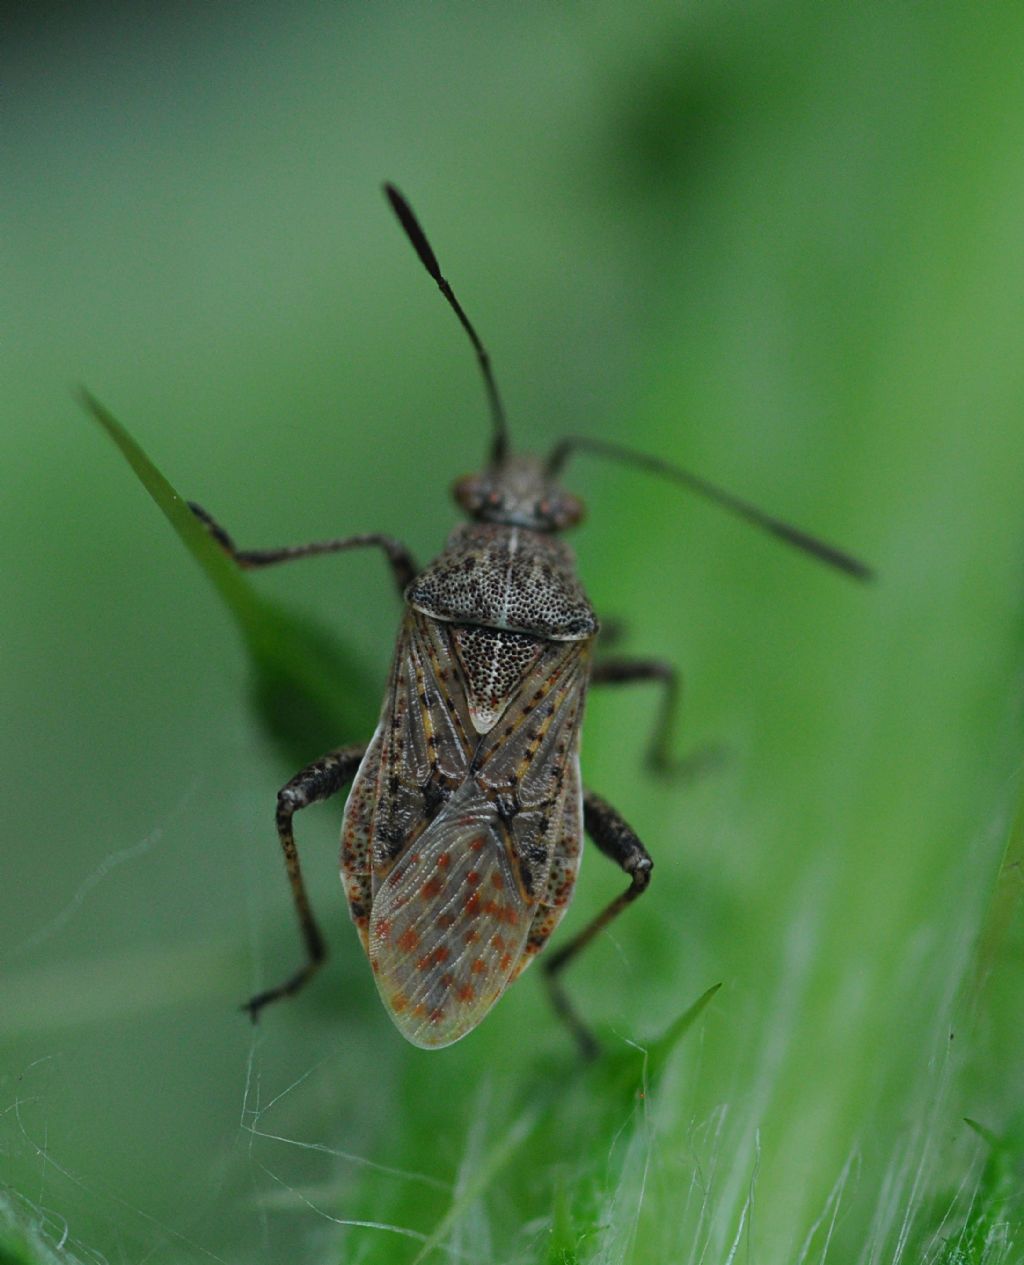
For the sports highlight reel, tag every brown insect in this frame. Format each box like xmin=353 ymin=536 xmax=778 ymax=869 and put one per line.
xmin=192 ymin=185 xmax=871 ymax=1056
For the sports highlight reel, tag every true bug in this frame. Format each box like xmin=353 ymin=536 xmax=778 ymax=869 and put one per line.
xmin=192 ymin=185 xmax=871 ymax=1056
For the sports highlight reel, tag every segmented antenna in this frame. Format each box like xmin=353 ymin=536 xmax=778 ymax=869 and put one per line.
xmin=547 ymin=436 xmax=874 ymax=581
xmin=384 ymin=183 xmax=508 ymax=465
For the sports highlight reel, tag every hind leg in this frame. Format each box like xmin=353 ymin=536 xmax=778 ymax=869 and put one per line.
xmin=542 ymin=788 xmax=653 ymax=1059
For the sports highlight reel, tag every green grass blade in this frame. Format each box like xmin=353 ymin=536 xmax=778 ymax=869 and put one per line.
xmin=81 ymin=390 xmax=378 ymax=755
xmin=972 ymin=793 xmax=1024 ymax=1005
xmin=80 ymin=389 xmax=264 ymax=624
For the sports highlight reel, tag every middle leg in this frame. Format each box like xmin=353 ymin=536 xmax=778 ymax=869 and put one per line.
xmin=591 ymin=657 xmax=723 ymax=779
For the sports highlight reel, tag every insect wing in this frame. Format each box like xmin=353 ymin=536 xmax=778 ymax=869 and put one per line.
xmin=373 ymin=613 xmax=475 ymax=865
xmin=349 ymin=610 xmax=593 ymax=1047
xmin=368 ymin=782 xmax=530 ymax=1048
xmin=343 ymin=612 xmax=474 ymax=916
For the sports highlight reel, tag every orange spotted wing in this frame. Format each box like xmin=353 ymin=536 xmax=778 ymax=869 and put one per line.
xmin=341 ymin=608 xmax=591 ymax=1047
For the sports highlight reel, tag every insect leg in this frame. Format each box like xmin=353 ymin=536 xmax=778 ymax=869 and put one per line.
xmin=189 ymin=502 xmax=417 ymax=595
xmin=542 ymin=789 xmax=653 ymax=1059
xmin=590 ymin=658 xmax=723 ymax=779
xmin=244 ymin=743 xmax=366 ymax=1021
xmin=592 ymin=616 xmax=627 ymax=652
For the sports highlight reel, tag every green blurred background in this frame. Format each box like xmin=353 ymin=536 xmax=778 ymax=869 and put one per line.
xmin=4 ymin=4 xmax=1023 ymax=1263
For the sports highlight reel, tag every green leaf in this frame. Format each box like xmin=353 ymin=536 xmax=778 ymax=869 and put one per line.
xmin=81 ymin=391 xmax=378 ymax=760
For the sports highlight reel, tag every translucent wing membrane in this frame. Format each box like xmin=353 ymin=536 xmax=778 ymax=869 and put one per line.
xmin=342 ymin=609 xmax=591 ymax=1046
xmin=368 ymin=783 xmax=531 ymax=1048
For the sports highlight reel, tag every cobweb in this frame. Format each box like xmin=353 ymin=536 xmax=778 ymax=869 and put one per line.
xmin=3 ymin=743 xmax=1013 ymax=1265
xmin=0 ymin=746 xmax=449 ymax=1265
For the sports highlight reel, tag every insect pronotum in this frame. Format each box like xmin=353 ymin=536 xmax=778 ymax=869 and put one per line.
xmin=192 ymin=185 xmax=872 ymax=1056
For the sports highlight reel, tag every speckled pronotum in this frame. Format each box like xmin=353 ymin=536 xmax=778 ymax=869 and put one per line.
xmin=191 ymin=185 xmax=873 ymax=1056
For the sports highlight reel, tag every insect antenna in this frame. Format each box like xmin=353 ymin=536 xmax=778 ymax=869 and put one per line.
xmin=546 ymin=435 xmax=874 ymax=581
xmin=384 ymin=183 xmax=509 ymax=465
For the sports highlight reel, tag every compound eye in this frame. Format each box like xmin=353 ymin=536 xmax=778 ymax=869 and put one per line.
xmin=555 ymin=493 xmax=585 ymax=528
xmin=452 ymin=474 xmax=481 ymax=511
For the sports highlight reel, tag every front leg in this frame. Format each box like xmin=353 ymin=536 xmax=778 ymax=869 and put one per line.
xmin=245 ymin=744 xmax=366 ymax=1020
xmin=189 ymin=502 xmax=417 ymax=596
xmin=543 ymin=789 xmax=653 ymax=1059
